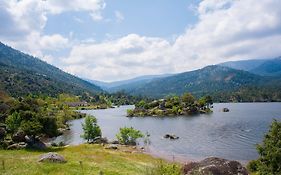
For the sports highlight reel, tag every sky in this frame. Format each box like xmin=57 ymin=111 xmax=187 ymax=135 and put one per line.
xmin=1 ymin=0 xmax=281 ymax=82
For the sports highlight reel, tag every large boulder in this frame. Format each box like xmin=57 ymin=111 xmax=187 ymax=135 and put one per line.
xmin=7 ymin=142 xmax=27 ymax=150
xmin=183 ymin=157 xmax=248 ymax=175
xmin=12 ymin=130 xmax=26 ymax=143
xmin=38 ymin=152 xmax=66 ymax=163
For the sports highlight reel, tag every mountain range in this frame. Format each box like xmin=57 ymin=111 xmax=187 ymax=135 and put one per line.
xmin=88 ymin=58 xmax=281 ymax=102
xmin=1 ymin=41 xmax=281 ymax=102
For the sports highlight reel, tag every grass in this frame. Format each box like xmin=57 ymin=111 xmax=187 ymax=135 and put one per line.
xmin=0 ymin=144 xmax=180 ymax=175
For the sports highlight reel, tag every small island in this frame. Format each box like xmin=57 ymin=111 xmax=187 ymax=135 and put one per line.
xmin=127 ymin=93 xmax=213 ymax=117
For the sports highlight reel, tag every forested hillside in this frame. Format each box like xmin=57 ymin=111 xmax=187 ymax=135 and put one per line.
xmin=121 ymin=65 xmax=281 ymax=102
xmin=0 ymin=42 xmax=102 ymax=97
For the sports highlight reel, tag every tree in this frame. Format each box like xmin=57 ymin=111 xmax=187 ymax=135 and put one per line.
xmin=20 ymin=120 xmax=43 ymax=138
xmin=181 ymin=93 xmax=195 ymax=105
xmin=248 ymin=120 xmax=281 ymax=175
xmin=81 ymin=115 xmax=101 ymax=143
xmin=116 ymin=127 xmax=143 ymax=145
xmin=5 ymin=112 xmax=21 ymax=134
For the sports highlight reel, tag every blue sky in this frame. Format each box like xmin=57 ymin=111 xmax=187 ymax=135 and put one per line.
xmin=43 ymin=0 xmax=199 ymax=53
xmin=1 ymin=0 xmax=281 ymax=81
xmin=45 ymin=0 xmax=198 ymax=41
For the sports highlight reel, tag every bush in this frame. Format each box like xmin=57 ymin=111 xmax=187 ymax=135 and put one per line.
xmin=146 ymin=161 xmax=181 ymax=175
xmin=248 ymin=119 xmax=281 ymax=175
xmin=5 ymin=112 xmax=21 ymax=134
xmin=247 ymin=160 xmax=258 ymax=173
xmin=81 ymin=115 xmax=101 ymax=143
xmin=116 ymin=127 xmax=143 ymax=145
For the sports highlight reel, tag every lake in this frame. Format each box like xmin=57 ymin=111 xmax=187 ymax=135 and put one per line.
xmin=53 ymin=103 xmax=281 ymax=163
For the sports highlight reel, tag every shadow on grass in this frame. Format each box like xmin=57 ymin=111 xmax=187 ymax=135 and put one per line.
xmin=24 ymin=146 xmax=66 ymax=153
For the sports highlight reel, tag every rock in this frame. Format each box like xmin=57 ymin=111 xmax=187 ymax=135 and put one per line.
xmin=38 ymin=152 xmax=66 ymax=163
xmin=0 ymin=127 xmax=6 ymax=140
xmin=164 ymin=134 xmax=179 ymax=140
xmin=27 ymin=140 xmax=47 ymax=150
xmin=90 ymin=137 xmax=108 ymax=144
xmin=223 ymin=108 xmax=230 ymax=112
xmin=24 ymin=135 xmax=33 ymax=143
xmin=12 ymin=130 xmax=26 ymax=143
xmin=3 ymin=139 xmax=14 ymax=145
xmin=7 ymin=142 xmax=27 ymax=150
xmin=183 ymin=157 xmax=249 ymax=175
xmin=109 ymin=140 xmax=119 ymax=144
xmin=105 ymin=144 xmax=118 ymax=150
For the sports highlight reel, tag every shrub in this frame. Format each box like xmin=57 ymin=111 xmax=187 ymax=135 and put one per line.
xmin=81 ymin=115 xmax=101 ymax=143
xmin=247 ymin=160 xmax=258 ymax=173
xmin=5 ymin=112 xmax=21 ymax=134
xmin=248 ymin=119 xmax=281 ymax=175
xmin=116 ymin=127 xmax=143 ymax=145
xmin=146 ymin=161 xmax=181 ymax=175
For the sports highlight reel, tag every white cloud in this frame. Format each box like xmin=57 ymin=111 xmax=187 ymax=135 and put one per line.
xmin=62 ymin=0 xmax=281 ymax=81
xmin=63 ymin=34 xmax=172 ymax=81
xmin=40 ymin=34 xmax=69 ymax=51
xmin=115 ymin=11 xmax=124 ymax=23
xmin=1 ymin=0 xmax=281 ymax=82
xmin=0 ymin=0 xmax=105 ymax=60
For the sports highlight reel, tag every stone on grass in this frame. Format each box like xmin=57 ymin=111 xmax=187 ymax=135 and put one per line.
xmin=38 ymin=152 xmax=66 ymax=163
xmin=105 ymin=144 xmax=118 ymax=150
xmin=7 ymin=142 xmax=27 ymax=150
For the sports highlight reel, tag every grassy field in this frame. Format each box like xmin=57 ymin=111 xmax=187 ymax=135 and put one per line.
xmin=0 ymin=144 xmax=180 ymax=175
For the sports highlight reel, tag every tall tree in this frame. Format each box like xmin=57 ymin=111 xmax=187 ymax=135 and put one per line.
xmin=81 ymin=115 xmax=101 ymax=143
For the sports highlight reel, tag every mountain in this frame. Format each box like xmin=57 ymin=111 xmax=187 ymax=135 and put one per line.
xmin=250 ymin=58 xmax=281 ymax=76
xmin=120 ymin=65 xmax=281 ymax=101
xmin=220 ymin=57 xmax=281 ymax=76
xmin=0 ymin=42 xmax=102 ymax=97
xmin=87 ymin=74 xmax=172 ymax=92
xmin=219 ymin=59 xmax=266 ymax=71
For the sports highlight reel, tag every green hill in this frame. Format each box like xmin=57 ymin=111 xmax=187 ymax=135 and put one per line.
xmin=0 ymin=42 xmax=102 ymax=97
xmin=123 ymin=65 xmax=281 ymax=102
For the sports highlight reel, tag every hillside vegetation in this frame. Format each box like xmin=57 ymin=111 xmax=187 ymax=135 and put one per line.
xmin=123 ymin=65 xmax=281 ymax=101
xmin=0 ymin=42 xmax=102 ymax=97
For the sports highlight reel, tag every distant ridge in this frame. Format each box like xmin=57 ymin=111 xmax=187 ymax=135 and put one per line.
xmin=220 ymin=57 xmax=281 ymax=76
xmin=86 ymin=74 xmax=172 ymax=92
xmin=98 ymin=65 xmax=281 ymax=102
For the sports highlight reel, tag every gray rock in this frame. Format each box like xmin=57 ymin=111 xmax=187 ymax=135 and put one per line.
xmin=223 ymin=108 xmax=230 ymax=112
xmin=164 ymin=134 xmax=179 ymax=140
xmin=38 ymin=152 xmax=66 ymax=163
xmin=24 ymin=135 xmax=34 ymax=143
xmin=7 ymin=142 xmax=27 ymax=150
xmin=90 ymin=137 xmax=108 ymax=144
xmin=105 ymin=144 xmax=118 ymax=150
xmin=109 ymin=140 xmax=119 ymax=144
xmin=12 ymin=130 xmax=26 ymax=143
xmin=183 ymin=157 xmax=249 ymax=175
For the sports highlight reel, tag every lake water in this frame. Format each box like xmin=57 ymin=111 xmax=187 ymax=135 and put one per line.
xmin=53 ymin=103 xmax=281 ymax=163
